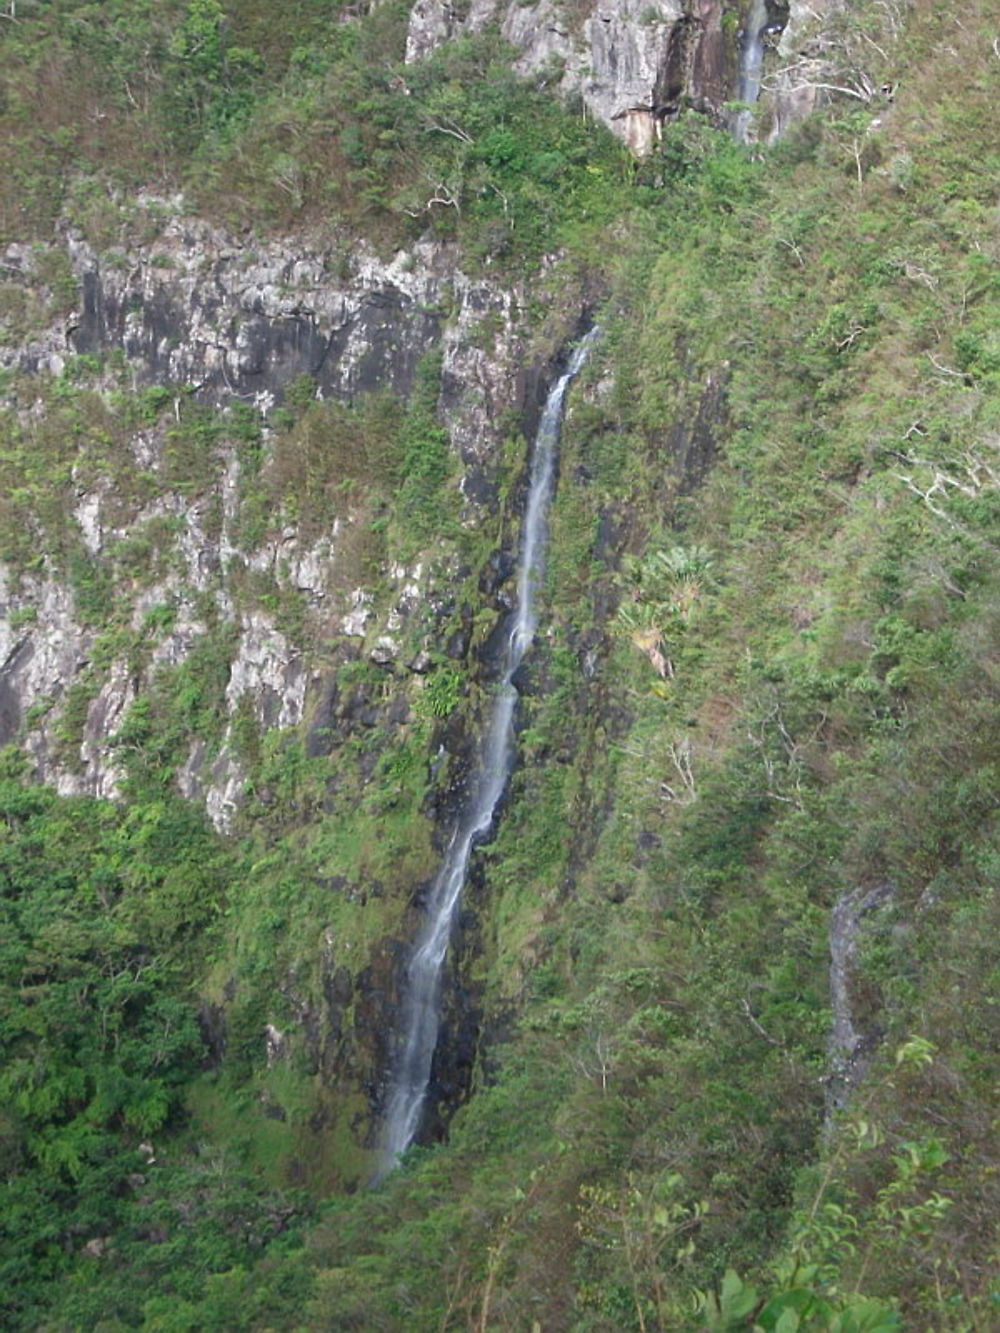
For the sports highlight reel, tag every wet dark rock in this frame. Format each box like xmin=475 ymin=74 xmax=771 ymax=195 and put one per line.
xmin=300 ymin=1009 xmax=324 ymax=1075
xmin=387 ymin=695 xmax=410 ymax=725
xmin=0 ymin=673 xmax=22 ymax=746
xmin=306 ymin=678 xmax=341 ymax=757
xmin=510 ymin=659 xmax=539 ymax=696
xmin=0 ymin=639 xmax=38 ymax=748
xmin=340 ymin=689 xmax=376 ymax=727
xmin=461 ymin=458 xmax=499 ymax=508
xmin=665 ymin=366 xmax=729 ymax=495
xmin=634 ymin=828 xmax=662 ymax=867
xmin=308 ymin=1104 xmax=331 ymax=1132
xmin=444 ymin=626 xmax=469 ymax=660
xmin=197 ymin=1002 xmax=227 ymax=1068
xmin=409 ymin=878 xmax=436 ymax=911
xmin=318 ymin=875 xmax=349 ymax=896
xmin=421 ymin=964 xmax=483 ymax=1146
xmin=430 ymin=594 xmax=456 ymax=626
xmin=655 ymin=2 xmax=733 ymax=124
xmin=325 ymin=965 xmax=354 ymax=1009
xmin=444 ymin=604 xmax=473 ymax=661
xmin=594 ymin=506 xmax=627 ymax=565
xmin=355 ymin=945 xmax=408 ymax=1115
xmin=479 ymin=548 xmax=516 ymax=598
xmin=478 ymin=612 xmax=515 ymax=676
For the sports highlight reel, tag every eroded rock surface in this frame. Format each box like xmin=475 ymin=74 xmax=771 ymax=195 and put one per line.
xmin=828 ymin=883 xmax=893 ymax=1114
xmin=407 ymin=0 xmax=699 ymax=151
xmin=0 ymin=205 xmax=536 ymax=825
xmin=406 ymin=0 xmax=840 ymax=150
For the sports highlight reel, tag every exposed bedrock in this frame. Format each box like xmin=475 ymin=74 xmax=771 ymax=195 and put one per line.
xmin=405 ymin=0 xmax=830 ymax=152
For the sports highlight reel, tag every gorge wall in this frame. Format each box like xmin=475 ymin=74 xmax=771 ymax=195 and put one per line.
xmin=0 ymin=0 xmax=867 ymax=1180
xmin=0 ymin=0 xmax=847 ymax=823
xmin=0 ymin=181 xmax=603 ymax=1177
xmin=7 ymin=0 xmax=990 ymax=1324
xmin=1 ymin=210 xmax=535 ymax=826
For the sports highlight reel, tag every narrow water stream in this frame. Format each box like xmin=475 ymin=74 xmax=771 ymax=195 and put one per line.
xmin=734 ymin=0 xmax=771 ymax=141
xmin=377 ymin=329 xmax=600 ymax=1177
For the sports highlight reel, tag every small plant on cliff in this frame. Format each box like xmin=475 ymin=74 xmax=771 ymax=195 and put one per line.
xmin=416 ymin=662 xmax=465 ymax=720
xmin=615 ymin=544 xmax=714 ymax=675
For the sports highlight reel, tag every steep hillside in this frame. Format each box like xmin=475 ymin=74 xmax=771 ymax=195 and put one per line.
xmin=2 ymin=0 xmax=1000 ymax=1329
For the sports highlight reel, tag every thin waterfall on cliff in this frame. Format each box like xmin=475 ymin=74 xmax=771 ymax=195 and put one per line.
xmin=376 ymin=329 xmax=600 ymax=1178
xmin=734 ymin=0 xmax=770 ymax=142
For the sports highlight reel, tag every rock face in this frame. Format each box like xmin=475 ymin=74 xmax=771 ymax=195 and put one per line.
xmin=406 ymin=0 xmax=732 ymax=153
xmin=0 ymin=203 xmax=535 ymax=826
xmin=765 ymin=0 xmax=841 ymax=139
xmin=3 ymin=212 xmax=521 ymax=437
xmin=0 ymin=461 xmax=330 ymax=819
xmin=828 ymin=883 xmax=893 ymax=1114
xmin=405 ymin=0 xmax=843 ymax=150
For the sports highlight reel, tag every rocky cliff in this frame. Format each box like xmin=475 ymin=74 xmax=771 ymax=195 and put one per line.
xmin=0 ymin=0 xmax=852 ymax=840
xmin=404 ymin=0 xmax=839 ymax=151
xmin=0 ymin=202 xmax=545 ymax=828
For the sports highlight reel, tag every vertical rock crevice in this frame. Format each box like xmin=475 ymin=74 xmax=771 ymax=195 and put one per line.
xmin=827 ymin=883 xmax=893 ymax=1117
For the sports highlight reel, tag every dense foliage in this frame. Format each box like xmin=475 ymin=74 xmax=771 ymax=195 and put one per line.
xmin=0 ymin=755 xmax=314 ymax=1328
xmin=0 ymin=0 xmax=625 ymax=264
xmin=2 ymin=0 xmax=1000 ymax=1328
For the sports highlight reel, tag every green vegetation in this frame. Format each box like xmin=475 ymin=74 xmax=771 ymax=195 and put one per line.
xmin=0 ymin=752 xmax=308 ymax=1329
xmin=0 ymin=1 xmax=627 ymax=265
xmin=1 ymin=0 xmax=1000 ymax=1327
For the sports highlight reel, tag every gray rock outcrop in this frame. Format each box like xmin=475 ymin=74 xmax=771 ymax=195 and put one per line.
xmin=405 ymin=0 xmax=843 ymax=151
xmin=0 ymin=202 xmax=534 ymax=826
xmin=406 ymin=0 xmax=703 ymax=153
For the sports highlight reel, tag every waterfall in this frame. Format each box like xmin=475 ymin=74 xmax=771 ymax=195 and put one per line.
xmin=376 ymin=328 xmax=600 ymax=1178
xmin=733 ymin=0 xmax=770 ymax=142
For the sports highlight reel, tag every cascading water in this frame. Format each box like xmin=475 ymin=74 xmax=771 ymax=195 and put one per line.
xmin=733 ymin=0 xmax=770 ymax=142
xmin=376 ymin=328 xmax=600 ymax=1178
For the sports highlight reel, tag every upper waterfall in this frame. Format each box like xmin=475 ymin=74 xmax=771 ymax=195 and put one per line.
xmin=376 ymin=329 xmax=601 ymax=1178
xmin=733 ymin=0 xmax=770 ymax=142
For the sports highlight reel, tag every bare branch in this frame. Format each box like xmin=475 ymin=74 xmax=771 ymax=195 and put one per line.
xmin=663 ymin=738 xmax=697 ymax=805
xmin=403 ymin=178 xmax=461 ymax=218
xmin=776 ymin=236 xmax=805 ymax=266
xmin=858 ymin=30 xmax=890 ymax=62
xmin=422 ymin=118 xmax=473 ymax=145
xmin=925 ymin=351 xmax=965 ymax=379
xmin=740 ymin=998 xmax=786 ymax=1049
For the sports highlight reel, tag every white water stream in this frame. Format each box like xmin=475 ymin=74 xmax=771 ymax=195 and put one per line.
xmin=734 ymin=0 xmax=770 ymax=142
xmin=377 ymin=329 xmax=600 ymax=1176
